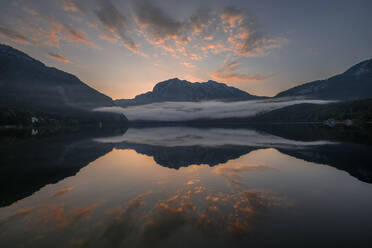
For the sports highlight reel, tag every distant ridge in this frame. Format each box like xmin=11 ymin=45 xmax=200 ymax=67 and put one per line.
xmin=276 ymin=58 xmax=372 ymax=100
xmin=115 ymin=78 xmax=263 ymax=107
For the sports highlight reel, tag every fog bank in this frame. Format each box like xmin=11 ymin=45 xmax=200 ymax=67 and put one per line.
xmin=95 ymin=99 xmax=334 ymax=122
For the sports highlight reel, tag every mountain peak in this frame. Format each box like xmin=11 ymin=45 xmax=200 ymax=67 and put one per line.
xmin=116 ymin=78 xmax=262 ymax=107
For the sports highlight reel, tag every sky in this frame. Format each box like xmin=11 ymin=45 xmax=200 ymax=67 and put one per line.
xmin=0 ymin=0 xmax=371 ymax=99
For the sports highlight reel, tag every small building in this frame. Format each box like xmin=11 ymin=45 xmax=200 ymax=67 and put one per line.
xmin=31 ymin=116 xmax=39 ymax=123
xmin=345 ymin=119 xmax=353 ymax=126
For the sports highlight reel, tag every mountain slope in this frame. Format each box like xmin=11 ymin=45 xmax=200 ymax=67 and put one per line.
xmin=115 ymin=78 xmax=262 ymax=107
xmin=0 ymin=44 xmax=127 ymax=125
xmin=0 ymin=44 xmax=115 ymax=110
xmin=276 ymin=58 xmax=372 ymax=100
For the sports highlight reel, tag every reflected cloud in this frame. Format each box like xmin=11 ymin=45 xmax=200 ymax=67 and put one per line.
xmin=53 ymin=187 xmax=74 ymax=197
xmin=214 ymin=163 xmax=273 ymax=189
xmin=97 ymin=186 xmax=291 ymax=247
xmin=70 ymin=203 xmax=100 ymax=223
xmin=0 ymin=207 xmax=33 ymax=228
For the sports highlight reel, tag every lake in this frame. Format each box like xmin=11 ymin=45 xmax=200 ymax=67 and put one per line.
xmin=0 ymin=125 xmax=372 ymax=247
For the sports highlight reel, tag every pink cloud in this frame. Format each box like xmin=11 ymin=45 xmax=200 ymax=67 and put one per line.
xmin=48 ymin=52 xmax=71 ymax=63
xmin=182 ymin=61 xmax=195 ymax=69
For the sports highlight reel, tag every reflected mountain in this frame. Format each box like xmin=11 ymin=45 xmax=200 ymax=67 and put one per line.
xmin=278 ymin=143 xmax=372 ymax=183
xmin=117 ymin=143 xmax=257 ymax=168
xmin=96 ymin=126 xmax=372 ymax=183
xmin=0 ymin=128 xmax=126 ymax=207
xmin=2 ymin=125 xmax=372 ymax=208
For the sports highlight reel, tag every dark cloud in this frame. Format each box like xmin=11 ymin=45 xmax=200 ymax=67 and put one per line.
xmin=0 ymin=24 xmax=32 ymax=44
xmin=94 ymin=0 xmax=141 ymax=54
xmin=133 ymin=0 xmax=185 ymax=44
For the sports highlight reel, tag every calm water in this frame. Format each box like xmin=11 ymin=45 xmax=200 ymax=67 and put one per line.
xmin=0 ymin=125 xmax=372 ymax=248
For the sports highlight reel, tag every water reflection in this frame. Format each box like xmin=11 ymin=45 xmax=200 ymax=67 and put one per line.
xmin=96 ymin=126 xmax=372 ymax=182
xmin=0 ymin=125 xmax=372 ymax=247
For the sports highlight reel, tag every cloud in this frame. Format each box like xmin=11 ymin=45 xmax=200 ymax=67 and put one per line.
xmin=220 ymin=6 xmax=287 ymax=57
xmin=62 ymin=23 xmax=95 ymax=47
xmin=48 ymin=52 xmax=71 ymax=63
xmin=182 ymin=62 xmax=195 ymax=69
xmin=95 ymin=99 xmax=334 ymax=122
xmin=95 ymin=0 xmax=142 ymax=55
xmin=48 ymin=22 xmax=62 ymax=44
xmin=200 ymin=43 xmax=229 ymax=54
xmin=100 ymin=33 xmax=120 ymax=43
xmin=62 ymin=0 xmax=78 ymax=12
xmin=70 ymin=203 xmax=100 ymax=223
xmin=211 ymin=58 xmax=272 ymax=83
xmin=62 ymin=0 xmax=89 ymax=15
xmin=0 ymin=25 xmax=32 ymax=44
xmin=133 ymin=0 xmax=184 ymax=44
xmin=130 ymin=2 xmax=286 ymax=60
xmin=22 ymin=6 xmax=39 ymax=16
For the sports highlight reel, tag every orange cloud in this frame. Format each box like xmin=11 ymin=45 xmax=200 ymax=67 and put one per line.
xmin=63 ymin=24 xmax=95 ymax=47
xmin=48 ymin=52 xmax=71 ymax=63
xmin=200 ymin=43 xmax=229 ymax=54
xmin=49 ymin=22 xmax=62 ymax=43
xmin=183 ymin=51 xmax=202 ymax=61
xmin=181 ymin=61 xmax=195 ymax=69
xmin=100 ymin=33 xmax=120 ymax=43
xmin=221 ymin=14 xmax=244 ymax=28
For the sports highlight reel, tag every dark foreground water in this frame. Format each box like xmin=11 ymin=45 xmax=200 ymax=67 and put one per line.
xmin=0 ymin=125 xmax=372 ymax=248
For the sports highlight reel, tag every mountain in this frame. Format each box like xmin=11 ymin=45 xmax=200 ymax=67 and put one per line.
xmin=276 ymin=58 xmax=372 ymax=100
xmin=115 ymin=78 xmax=262 ymax=107
xmin=0 ymin=44 xmax=127 ymax=125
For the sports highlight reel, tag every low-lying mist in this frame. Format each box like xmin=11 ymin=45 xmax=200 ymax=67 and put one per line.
xmin=95 ymin=99 xmax=334 ymax=122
